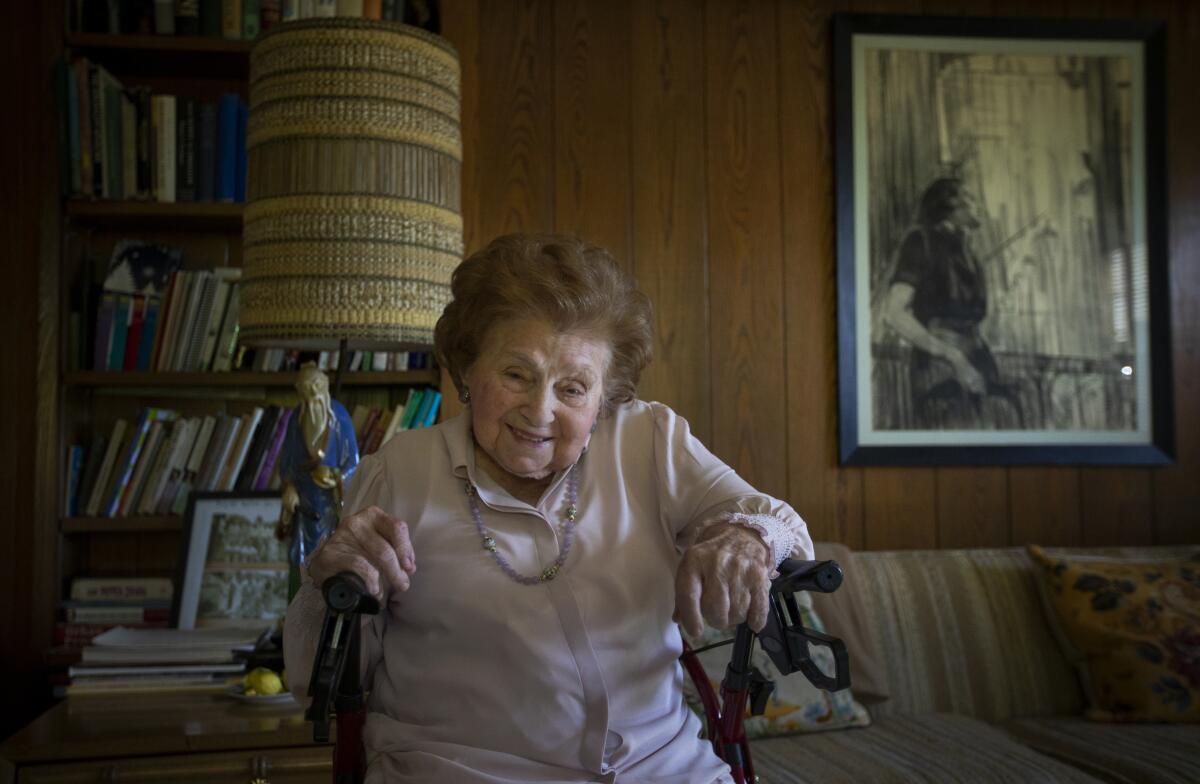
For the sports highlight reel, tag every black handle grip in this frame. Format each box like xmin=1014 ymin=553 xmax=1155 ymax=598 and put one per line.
xmin=771 ymin=558 xmax=844 ymax=595
xmin=322 ymin=572 xmax=381 ymax=615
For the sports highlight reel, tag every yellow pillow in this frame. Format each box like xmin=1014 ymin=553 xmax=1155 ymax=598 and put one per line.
xmin=1028 ymin=545 xmax=1200 ymax=722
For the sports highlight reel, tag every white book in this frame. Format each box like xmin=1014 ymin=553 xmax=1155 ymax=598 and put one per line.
xmin=120 ymin=92 xmax=136 ymax=200
xmin=164 ymin=414 xmax=217 ymax=514
xmin=138 ymin=417 xmax=194 ymax=515
xmin=155 ymin=270 xmax=191 ymax=371
xmin=84 ymin=419 xmax=129 ymax=518
xmin=382 ymin=402 xmax=406 ymax=445
xmin=197 ymin=268 xmax=241 ymax=371
xmin=334 ymin=0 xmax=359 ymax=16
xmin=119 ymin=419 xmax=167 ymax=516
xmin=312 ymin=0 xmax=335 ymax=16
xmin=219 ymin=407 xmax=263 ymax=491
xmin=180 ymin=271 xmax=218 ymax=372
xmin=210 ymin=283 xmax=240 ymax=372
xmin=199 ymin=416 xmax=241 ymax=492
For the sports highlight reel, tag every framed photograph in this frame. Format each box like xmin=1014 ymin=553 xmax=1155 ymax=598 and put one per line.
xmin=172 ymin=492 xmax=288 ymax=629
xmin=834 ymin=14 xmax=1173 ymax=465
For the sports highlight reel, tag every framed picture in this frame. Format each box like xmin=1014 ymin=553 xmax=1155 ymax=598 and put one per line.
xmin=173 ymin=492 xmax=288 ymax=629
xmin=834 ymin=14 xmax=1173 ymax=465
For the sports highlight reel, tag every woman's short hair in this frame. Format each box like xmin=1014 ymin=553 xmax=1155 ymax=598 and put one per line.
xmin=434 ymin=234 xmax=653 ymax=414
xmin=916 ymin=177 xmax=967 ymax=228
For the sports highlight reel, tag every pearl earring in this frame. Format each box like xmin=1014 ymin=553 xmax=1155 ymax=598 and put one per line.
xmin=459 ymin=388 xmax=471 ymax=404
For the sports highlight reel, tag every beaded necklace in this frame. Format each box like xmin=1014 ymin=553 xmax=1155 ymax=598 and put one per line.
xmin=465 ymin=459 xmax=580 ymax=585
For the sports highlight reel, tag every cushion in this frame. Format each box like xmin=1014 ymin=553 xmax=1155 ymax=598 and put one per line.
xmin=810 ymin=542 xmax=890 ymax=705
xmin=1028 ymin=545 xmax=1200 ymax=722
xmin=681 ymin=599 xmax=871 ymax=737
xmin=750 ymin=713 xmax=1105 ymax=783
xmin=1004 ymin=715 xmax=1200 ymax=784
xmin=853 ymin=548 xmax=1084 ymax=721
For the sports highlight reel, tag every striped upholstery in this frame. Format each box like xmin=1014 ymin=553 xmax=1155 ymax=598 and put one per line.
xmin=1003 ymin=717 xmax=1200 ymax=784
xmin=750 ymin=713 xmax=1104 ymax=783
xmin=852 ymin=546 xmax=1197 ymax=723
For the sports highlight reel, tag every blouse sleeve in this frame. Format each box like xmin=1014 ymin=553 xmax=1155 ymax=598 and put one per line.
xmin=282 ymin=453 xmax=391 ymax=706
xmin=650 ymin=402 xmax=814 ymax=568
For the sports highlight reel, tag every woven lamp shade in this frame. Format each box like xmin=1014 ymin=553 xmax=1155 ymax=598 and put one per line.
xmin=242 ymin=18 xmax=462 ymax=350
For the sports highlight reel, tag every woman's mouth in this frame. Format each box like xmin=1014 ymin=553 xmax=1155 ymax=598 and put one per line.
xmin=507 ymin=424 xmax=552 ymax=445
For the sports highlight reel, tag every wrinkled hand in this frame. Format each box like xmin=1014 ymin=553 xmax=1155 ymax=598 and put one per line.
xmin=306 ymin=506 xmax=416 ymax=604
xmin=674 ymin=524 xmax=773 ymax=638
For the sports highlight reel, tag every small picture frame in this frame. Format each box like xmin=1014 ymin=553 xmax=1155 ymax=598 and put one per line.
xmin=834 ymin=13 xmax=1173 ymax=465
xmin=172 ymin=491 xmax=288 ymax=630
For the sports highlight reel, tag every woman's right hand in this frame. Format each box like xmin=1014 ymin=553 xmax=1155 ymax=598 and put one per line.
xmin=949 ymin=352 xmax=986 ymax=396
xmin=306 ymin=506 xmax=417 ymax=604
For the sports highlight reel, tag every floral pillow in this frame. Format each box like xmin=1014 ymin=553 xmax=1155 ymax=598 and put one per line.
xmin=680 ymin=598 xmax=870 ymax=737
xmin=1028 ymin=545 xmax=1200 ymax=722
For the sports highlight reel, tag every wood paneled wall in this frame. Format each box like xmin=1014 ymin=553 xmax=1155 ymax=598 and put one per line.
xmin=440 ymin=0 xmax=1200 ymax=550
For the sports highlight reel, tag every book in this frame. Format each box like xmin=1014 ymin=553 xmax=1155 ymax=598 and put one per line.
xmin=336 ymin=0 xmax=363 ymax=16
xmin=180 ymin=270 xmax=218 ymax=371
xmin=410 ymin=387 xmax=437 ymax=430
xmin=399 ymin=388 xmax=425 ymax=430
xmin=92 ymin=292 xmax=116 ymax=372
xmin=381 ymin=402 xmax=406 ymax=445
xmin=70 ymin=661 xmax=245 ymax=677
xmin=420 ymin=390 xmax=442 ymax=428
xmin=243 ymin=0 xmax=261 ymax=38
xmin=363 ymin=410 xmax=392 ymax=455
xmin=156 ymin=270 xmax=192 ymax=370
xmin=133 ymin=87 xmax=153 ymax=198
xmin=151 ymin=94 xmax=176 ymax=202
xmin=73 ymin=58 xmax=92 ymax=198
xmin=173 ymin=269 xmax=213 ymax=371
xmin=160 ymin=414 xmax=216 ymax=514
xmin=210 ymin=282 xmax=240 ymax=371
xmin=106 ymin=294 xmax=131 ymax=371
xmin=197 ymin=268 xmax=240 ymax=370
xmin=314 ymin=0 xmax=336 ymax=17
xmin=139 ymin=417 xmax=196 ymax=514
xmin=70 ymin=577 xmax=173 ymax=602
xmin=254 ymin=407 xmax=292 ymax=490
xmin=65 ymin=445 xmax=85 ymax=517
xmin=84 ymin=419 xmax=128 ymax=517
xmin=175 ymin=96 xmax=197 ymax=202
xmin=75 ymin=432 xmax=108 ymax=517
xmin=236 ymin=406 xmax=280 ymax=490
xmin=65 ymin=606 xmax=171 ymax=624
xmin=119 ymin=419 xmax=167 ymax=515
xmin=196 ymin=101 xmax=217 ymax=201
xmin=120 ymin=90 xmax=136 ymax=199
xmin=234 ymin=99 xmax=247 ymax=202
xmin=350 ymin=404 xmax=370 ymax=439
xmin=218 ymin=407 xmax=263 ymax=491
xmin=201 ymin=0 xmax=223 ymax=36
xmin=176 ymin=0 xmax=201 ymax=35
xmin=134 ymin=296 xmax=161 ymax=370
xmin=222 ymin=0 xmax=243 ymax=38
xmin=54 ymin=622 xmax=166 ymax=649
xmin=121 ymin=295 xmax=146 ymax=371
xmin=215 ymin=93 xmax=239 ymax=201
xmin=197 ymin=415 xmax=238 ymax=492
xmin=102 ymin=408 xmax=176 ymax=518
xmin=357 ymin=407 xmax=382 ymax=450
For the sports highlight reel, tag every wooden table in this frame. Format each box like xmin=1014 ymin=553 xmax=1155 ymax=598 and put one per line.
xmin=0 ymin=693 xmax=332 ymax=783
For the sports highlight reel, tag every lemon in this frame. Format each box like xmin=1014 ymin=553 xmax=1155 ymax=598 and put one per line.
xmin=244 ymin=667 xmax=285 ymax=696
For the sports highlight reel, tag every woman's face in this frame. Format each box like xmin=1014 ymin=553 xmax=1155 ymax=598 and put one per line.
xmin=463 ymin=318 xmax=610 ymax=481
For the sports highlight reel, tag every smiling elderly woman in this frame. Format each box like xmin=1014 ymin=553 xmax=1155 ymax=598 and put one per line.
xmin=284 ymin=234 xmax=813 ymax=784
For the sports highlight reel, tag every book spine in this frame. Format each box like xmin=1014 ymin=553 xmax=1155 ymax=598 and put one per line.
xmin=134 ymin=297 xmax=160 ymax=371
xmin=421 ymin=390 xmax=442 ymax=427
xmin=215 ymin=94 xmax=238 ymax=202
xmin=106 ymin=294 xmax=131 ymax=371
xmin=261 ymin=0 xmax=281 ymax=30
xmin=175 ymin=96 xmax=197 ymax=202
xmin=210 ymin=282 xmax=240 ymax=371
xmin=134 ymin=88 xmax=152 ymax=199
xmin=153 ymin=95 xmax=177 ymax=203
xmin=75 ymin=434 xmax=108 ymax=517
xmin=243 ymin=0 xmax=261 ymax=38
xmin=222 ymin=0 xmax=243 ymax=38
xmin=74 ymin=59 xmax=92 ymax=198
xmin=234 ymin=100 xmax=247 ymax=202
xmin=65 ymin=445 xmax=84 ymax=517
xmin=104 ymin=409 xmax=173 ymax=517
xmin=92 ymin=292 xmax=115 ymax=372
xmin=120 ymin=420 xmax=167 ymax=515
xmin=120 ymin=91 xmax=136 ymax=199
xmin=196 ymin=101 xmax=217 ymax=202
xmin=175 ymin=0 xmax=201 ymax=35
xmin=65 ymin=606 xmax=171 ymax=623
xmin=88 ymin=63 xmax=104 ymax=197
xmin=254 ymin=407 xmax=292 ymax=490
xmin=181 ymin=272 xmax=217 ymax=371
xmin=85 ymin=420 xmax=128 ymax=518
xmin=70 ymin=577 xmax=173 ymax=601
xmin=122 ymin=295 xmax=145 ymax=371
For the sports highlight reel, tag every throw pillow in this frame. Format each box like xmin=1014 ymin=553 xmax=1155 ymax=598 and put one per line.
xmin=811 ymin=541 xmax=890 ymax=705
xmin=680 ymin=597 xmax=871 ymax=737
xmin=1028 ymin=545 xmax=1200 ymax=722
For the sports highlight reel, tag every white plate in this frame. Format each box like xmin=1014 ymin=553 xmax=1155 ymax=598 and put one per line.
xmin=226 ymin=683 xmax=296 ymax=705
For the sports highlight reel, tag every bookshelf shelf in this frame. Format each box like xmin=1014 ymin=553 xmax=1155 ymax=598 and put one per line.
xmin=61 ymin=516 xmax=182 ymax=534
xmin=65 ymin=200 xmax=244 ymax=229
xmin=63 ymin=370 xmax=440 ymax=388
xmin=65 ymin=33 xmax=252 ymax=78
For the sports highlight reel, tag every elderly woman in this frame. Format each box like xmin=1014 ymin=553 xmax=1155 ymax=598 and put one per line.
xmin=284 ymin=234 xmax=813 ymax=783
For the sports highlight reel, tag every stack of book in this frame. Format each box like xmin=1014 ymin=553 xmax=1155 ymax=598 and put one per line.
xmin=66 ymin=403 xmax=292 ymax=519
xmin=54 ymin=576 xmax=173 ymax=653
xmin=72 ymin=0 xmax=284 ymax=38
xmin=91 ymin=263 xmax=243 ymax=374
xmin=56 ymin=57 xmax=248 ymax=204
xmin=352 ymin=386 xmax=442 ymax=456
xmin=66 ymin=627 xmax=261 ymax=697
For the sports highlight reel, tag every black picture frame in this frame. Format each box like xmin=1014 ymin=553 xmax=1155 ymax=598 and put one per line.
xmin=834 ymin=13 xmax=1173 ymax=466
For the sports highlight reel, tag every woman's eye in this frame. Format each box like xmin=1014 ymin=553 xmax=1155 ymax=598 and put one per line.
xmin=563 ymin=386 xmax=584 ymax=398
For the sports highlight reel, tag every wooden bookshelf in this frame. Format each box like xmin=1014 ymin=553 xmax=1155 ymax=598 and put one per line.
xmin=65 ymin=200 xmax=244 ymax=229
xmin=61 ymin=516 xmax=182 ymax=534
xmin=65 ymin=33 xmax=252 ymax=79
xmin=63 ymin=370 xmax=441 ymax=388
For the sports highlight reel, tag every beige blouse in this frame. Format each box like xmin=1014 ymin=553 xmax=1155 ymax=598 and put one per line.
xmin=284 ymin=399 xmax=813 ymax=783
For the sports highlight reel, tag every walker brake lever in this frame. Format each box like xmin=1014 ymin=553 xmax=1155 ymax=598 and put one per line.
xmin=754 ymin=559 xmax=852 ymax=692
xmin=305 ymin=572 xmax=381 ymax=742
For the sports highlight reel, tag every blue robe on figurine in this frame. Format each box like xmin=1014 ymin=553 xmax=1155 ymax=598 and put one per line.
xmin=278 ymin=397 xmax=359 ymax=568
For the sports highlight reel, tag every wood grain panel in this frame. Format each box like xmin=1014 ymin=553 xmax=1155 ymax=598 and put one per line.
xmin=630 ymin=0 xmax=712 ymax=441
xmin=779 ymin=0 xmax=864 ymax=547
xmin=1144 ymin=0 xmax=1200 ymax=544
xmin=851 ymin=0 xmax=938 ymax=550
xmin=554 ymin=0 xmax=633 ymax=270
xmin=476 ymin=0 xmax=555 ymax=239
xmin=704 ymin=0 xmax=788 ymax=498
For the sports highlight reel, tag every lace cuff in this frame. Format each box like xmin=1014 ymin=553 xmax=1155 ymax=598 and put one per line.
xmin=720 ymin=512 xmax=798 ymax=571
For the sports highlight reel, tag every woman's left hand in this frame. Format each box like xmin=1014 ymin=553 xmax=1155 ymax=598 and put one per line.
xmin=674 ymin=524 xmax=773 ymax=638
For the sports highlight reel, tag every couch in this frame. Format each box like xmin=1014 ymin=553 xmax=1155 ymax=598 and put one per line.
xmin=749 ymin=543 xmax=1200 ymax=784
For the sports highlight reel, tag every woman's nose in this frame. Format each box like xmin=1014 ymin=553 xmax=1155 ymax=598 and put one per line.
xmin=522 ymin=385 xmax=555 ymax=426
